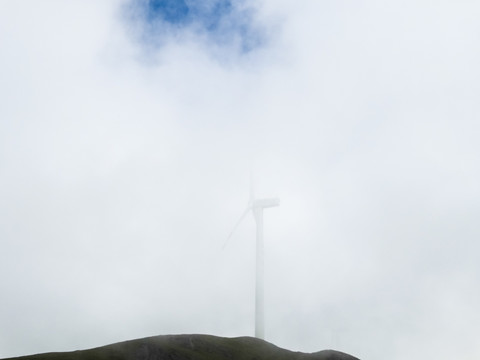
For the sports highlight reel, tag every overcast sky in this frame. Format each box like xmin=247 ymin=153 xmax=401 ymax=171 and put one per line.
xmin=1 ymin=1 xmax=480 ymax=359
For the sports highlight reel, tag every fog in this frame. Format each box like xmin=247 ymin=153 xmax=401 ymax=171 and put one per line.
xmin=1 ymin=1 xmax=480 ymax=359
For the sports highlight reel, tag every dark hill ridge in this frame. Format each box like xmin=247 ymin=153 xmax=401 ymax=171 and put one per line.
xmin=2 ymin=334 xmax=360 ymax=360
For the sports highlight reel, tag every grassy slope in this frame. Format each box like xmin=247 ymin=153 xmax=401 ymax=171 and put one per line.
xmin=1 ymin=334 xmax=360 ymax=360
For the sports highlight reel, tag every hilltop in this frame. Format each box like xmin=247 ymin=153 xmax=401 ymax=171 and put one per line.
xmin=1 ymin=334 xmax=360 ymax=360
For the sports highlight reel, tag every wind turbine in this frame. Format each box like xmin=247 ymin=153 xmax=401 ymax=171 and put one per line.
xmin=224 ymin=177 xmax=279 ymax=340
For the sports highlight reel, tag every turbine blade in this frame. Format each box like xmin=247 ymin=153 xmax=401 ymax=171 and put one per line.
xmin=223 ymin=207 xmax=250 ymax=249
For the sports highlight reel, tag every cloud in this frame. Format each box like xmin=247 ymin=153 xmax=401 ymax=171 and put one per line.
xmin=1 ymin=1 xmax=480 ymax=360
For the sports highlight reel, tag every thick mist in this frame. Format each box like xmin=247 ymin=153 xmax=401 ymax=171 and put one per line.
xmin=1 ymin=1 xmax=480 ymax=360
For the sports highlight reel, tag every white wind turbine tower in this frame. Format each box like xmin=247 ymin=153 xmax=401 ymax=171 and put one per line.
xmin=224 ymin=176 xmax=279 ymax=340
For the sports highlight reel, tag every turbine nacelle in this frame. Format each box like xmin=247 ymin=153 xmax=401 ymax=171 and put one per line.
xmin=251 ymin=198 xmax=280 ymax=209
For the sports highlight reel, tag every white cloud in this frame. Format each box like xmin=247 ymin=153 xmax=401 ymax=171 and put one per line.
xmin=1 ymin=1 xmax=480 ymax=359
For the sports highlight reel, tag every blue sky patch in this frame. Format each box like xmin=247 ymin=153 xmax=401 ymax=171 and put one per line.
xmin=147 ymin=0 xmax=190 ymax=24
xmin=127 ymin=0 xmax=265 ymax=55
